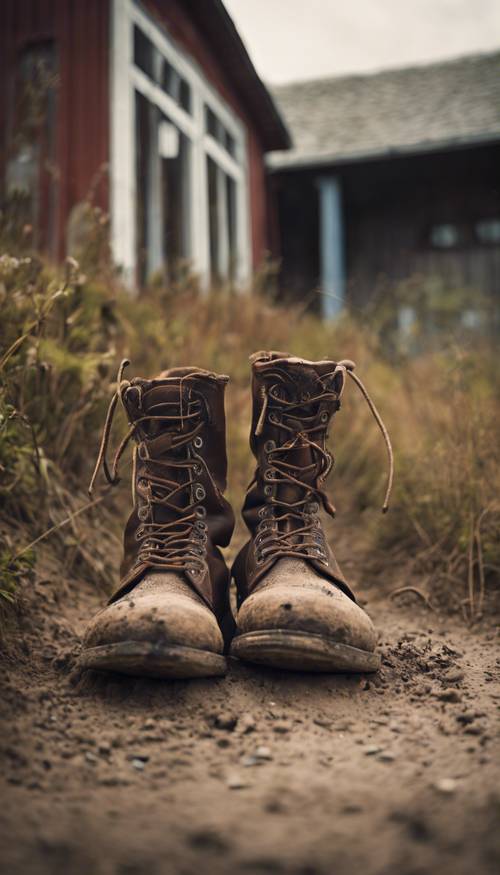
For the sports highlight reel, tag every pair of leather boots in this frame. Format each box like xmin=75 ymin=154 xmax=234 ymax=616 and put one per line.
xmin=81 ymin=351 xmax=392 ymax=679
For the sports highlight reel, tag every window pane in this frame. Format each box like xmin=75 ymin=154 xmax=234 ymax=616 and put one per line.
xmin=226 ymin=174 xmax=237 ymax=279
xmin=207 ymin=156 xmax=219 ymax=282
xmin=6 ymin=40 xmax=58 ymax=255
xmin=134 ymin=26 xmax=155 ymax=79
xmin=179 ymin=79 xmax=191 ymax=113
xmin=430 ymin=224 xmax=459 ymax=249
xmin=161 ymin=118 xmax=191 ymax=281
xmin=476 ymin=219 xmax=500 ymax=245
xmin=136 ymin=90 xmax=191 ymax=285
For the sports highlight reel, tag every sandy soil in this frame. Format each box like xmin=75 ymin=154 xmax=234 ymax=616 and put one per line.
xmin=1 ymin=527 xmax=499 ymax=875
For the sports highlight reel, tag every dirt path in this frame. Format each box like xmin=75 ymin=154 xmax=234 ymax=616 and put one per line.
xmin=1 ymin=530 xmax=499 ymax=875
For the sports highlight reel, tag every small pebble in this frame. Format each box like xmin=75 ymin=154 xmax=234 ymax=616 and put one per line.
xmin=364 ymin=745 xmax=381 ymax=756
xmin=433 ymin=778 xmax=457 ymax=795
xmin=227 ymin=775 xmax=249 ymax=790
xmin=214 ymin=713 xmax=238 ymax=731
xmin=255 ymin=746 xmax=273 ymax=760
xmin=437 ymin=688 xmax=461 ymax=703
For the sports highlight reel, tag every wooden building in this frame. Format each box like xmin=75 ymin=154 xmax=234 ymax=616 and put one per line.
xmin=269 ymin=52 xmax=500 ymax=321
xmin=0 ymin=0 xmax=289 ymax=286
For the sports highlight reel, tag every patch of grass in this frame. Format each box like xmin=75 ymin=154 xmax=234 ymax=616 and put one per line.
xmin=1 ymin=220 xmax=498 ymax=624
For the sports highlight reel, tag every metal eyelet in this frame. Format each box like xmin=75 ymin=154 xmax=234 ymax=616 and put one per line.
xmin=137 ymin=443 xmax=148 ymax=459
xmin=306 ymin=501 xmax=320 ymax=514
xmin=269 ymin=412 xmax=281 ymax=425
xmin=264 ymin=484 xmax=274 ymax=497
xmin=195 ymin=505 xmax=207 ymax=518
xmin=138 ymin=506 xmax=149 ymax=521
xmin=135 ymin=526 xmax=144 ymax=539
xmin=264 ymin=468 xmax=275 ymax=481
xmin=301 ymin=391 xmax=310 ymax=402
xmin=193 ymin=436 xmax=203 ymax=449
xmin=195 ymin=519 xmax=208 ymax=532
xmin=193 ymin=463 xmax=203 ymax=475
xmin=264 ymin=440 xmax=276 ymax=454
xmin=320 ymin=412 xmax=329 ymax=424
xmin=137 ymin=478 xmax=148 ymax=489
xmin=194 ymin=484 xmax=206 ymax=501
xmin=255 ymin=552 xmax=264 ymax=565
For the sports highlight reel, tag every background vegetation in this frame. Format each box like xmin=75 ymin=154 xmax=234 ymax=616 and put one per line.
xmin=1 ymin=203 xmax=499 ymax=631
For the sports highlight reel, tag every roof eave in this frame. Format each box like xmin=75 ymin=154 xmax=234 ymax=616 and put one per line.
xmin=267 ymin=130 xmax=500 ymax=172
xmin=185 ymin=0 xmax=291 ymax=152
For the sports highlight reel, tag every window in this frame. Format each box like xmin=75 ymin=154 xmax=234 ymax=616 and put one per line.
xmin=476 ymin=219 xmax=500 ymax=245
xmin=5 ymin=40 xmax=58 ymax=254
xmin=429 ymin=224 xmax=460 ymax=249
xmin=111 ymin=5 xmax=249 ymax=287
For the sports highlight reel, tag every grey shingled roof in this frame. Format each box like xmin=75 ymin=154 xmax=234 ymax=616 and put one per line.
xmin=268 ymin=51 xmax=500 ymax=170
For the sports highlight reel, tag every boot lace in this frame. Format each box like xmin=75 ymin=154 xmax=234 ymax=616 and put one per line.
xmin=89 ymin=360 xmax=215 ymax=576
xmin=253 ymin=359 xmax=394 ymax=567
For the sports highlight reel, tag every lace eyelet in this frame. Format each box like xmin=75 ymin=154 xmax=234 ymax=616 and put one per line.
xmin=264 ymin=484 xmax=274 ymax=497
xmin=135 ymin=527 xmax=144 ymax=539
xmin=137 ymin=443 xmax=148 ymax=460
xmin=320 ymin=412 xmax=329 ymax=424
xmin=194 ymin=484 xmax=206 ymax=501
xmin=137 ymin=478 xmax=147 ymax=489
xmin=269 ymin=412 xmax=281 ymax=425
xmin=138 ymin=506 xmax=148 ymax=521
xmin=193 ymin=463 xmax=203 ymax=475
xmin=193 ymin=436 xmax=203 ymax=449
xmin=306 ymin=501 xmax=320 ymax=514
xmin=195 ymin=505 xmax=207 ymax=518
xmin=264 ymin=440 xmax=276 ymax=454
xmin=264 ymin=468 xmax=275 ymax=481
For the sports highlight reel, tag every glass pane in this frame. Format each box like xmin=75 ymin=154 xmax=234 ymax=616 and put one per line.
xmin=430 ymin=224 xmax=459 ymax=249
xmin=161 ymin=118 xmax=191 ymax=281
xmin=207 ymin=156 xmax=219 ymax=282
xmin=134 ymin=26 xmax=155 ymax=79
xmin=179 ymin=78 xmax=191 ymax=113
xmin=136 ymin=90 xmax=192 ymax=285
xmin=226 ymin=174 xmax=237 ymax=279
xmin=476 ymin=219 xmax=500 ymax=245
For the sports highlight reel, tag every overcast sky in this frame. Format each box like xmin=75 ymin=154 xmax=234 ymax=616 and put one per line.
xmin=224 ymin=0 xmax=500 ymax=84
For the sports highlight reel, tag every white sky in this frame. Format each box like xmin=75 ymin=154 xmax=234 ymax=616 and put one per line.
xmin=224 ymin=0 xmax=500 ymax=84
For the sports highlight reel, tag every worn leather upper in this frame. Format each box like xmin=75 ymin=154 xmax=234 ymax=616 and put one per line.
xmin=110 ymin=367 xmax=235 ymax=627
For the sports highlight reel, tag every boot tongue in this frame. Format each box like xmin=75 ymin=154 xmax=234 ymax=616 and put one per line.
xmin=268 ymin=366 xmax=325 ymax=530
xmin=125 ymin=380 xmax=200 ymax=520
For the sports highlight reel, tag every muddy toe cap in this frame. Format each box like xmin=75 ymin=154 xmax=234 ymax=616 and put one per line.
xmin=83 ymin=572 xmax=224 ymax=654
xmin=237 ymin=559 xmax=377 ymax=652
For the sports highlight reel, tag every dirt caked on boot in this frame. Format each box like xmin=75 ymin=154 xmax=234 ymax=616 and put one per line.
xmin=80 ymin=361 xmax=235 ymax=679
xmin=231 ymin=351 xmax=393 ymax=673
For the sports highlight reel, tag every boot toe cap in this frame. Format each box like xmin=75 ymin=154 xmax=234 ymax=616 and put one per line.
xmin=84 ymin=573 xmax=224 ymax=654
xmin=237 ymin=562 xmax=377 ymax=652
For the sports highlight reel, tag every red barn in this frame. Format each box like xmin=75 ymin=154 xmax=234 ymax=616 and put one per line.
xmin=0 ymin=0 xmax=289 ymax=286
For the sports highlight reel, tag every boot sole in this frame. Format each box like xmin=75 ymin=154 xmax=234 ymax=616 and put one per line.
xmin=230 ymin=629 xmax=380 ymax=673
xmin=77 ymin=641 xmax=227 ymax=679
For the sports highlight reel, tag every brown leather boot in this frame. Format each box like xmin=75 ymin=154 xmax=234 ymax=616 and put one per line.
xmin=230 ymin=351 xmax=393 ymax=673
xmin=80 ymin=361 xmax=235 ymax=679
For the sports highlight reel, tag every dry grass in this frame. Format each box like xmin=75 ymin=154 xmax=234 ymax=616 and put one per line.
xmin=1 ymin=233 xmax=499 ymax=625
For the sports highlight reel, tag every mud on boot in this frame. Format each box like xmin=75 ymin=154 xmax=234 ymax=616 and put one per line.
xmin=80 ymin=361 xmax=235 ymax=679
xmin=231 ymin=351 xmax=393 ymax=673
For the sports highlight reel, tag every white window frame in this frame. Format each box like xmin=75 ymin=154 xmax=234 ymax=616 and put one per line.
xmin=110 ymin=0 xmax=251 ymax=288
